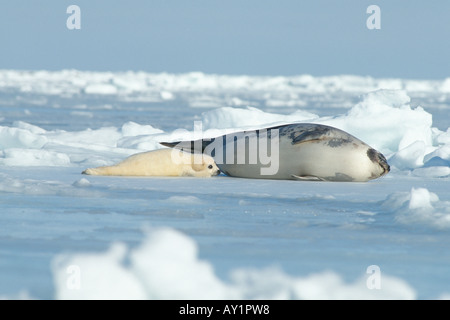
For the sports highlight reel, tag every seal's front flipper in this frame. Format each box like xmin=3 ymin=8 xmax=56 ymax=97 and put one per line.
xmin=291 ymin=174 xmax=325 ymax=181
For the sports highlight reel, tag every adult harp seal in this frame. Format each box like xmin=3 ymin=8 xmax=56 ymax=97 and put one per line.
xmin=161 ymin=123 xmax=390 ymax=182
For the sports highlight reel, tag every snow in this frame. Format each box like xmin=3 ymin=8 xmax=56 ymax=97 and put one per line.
xmin=52 ymin=228 xmax=415 ymax=300
xmin=0 ymin=70 xmax=449 ymax=300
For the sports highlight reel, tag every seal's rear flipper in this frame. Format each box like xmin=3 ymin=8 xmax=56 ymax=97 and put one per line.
xmin=160 ymin=141 xmax=179 ymax=148
xmin=291 ymin=174 xmax=325 ymax=181
xmin=160 ymin=141 xmax=195 ymax=153
xmin=160 ymin=139 xmax=212 ymax=154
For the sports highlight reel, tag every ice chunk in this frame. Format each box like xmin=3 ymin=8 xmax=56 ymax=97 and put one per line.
xmin=0 ymin=126 xmax=48 ymax=149
xmin=52 ymin=228 xmax=417 ymax=300
xmin=389 ymin=141 xmax=426 ymax=170
xmin=383 ymin=188 xmax=450 ymax=229
xmin=201 ymin=106 xmax=317 ymax=130
xmin=0 ymin=149 xmax=71 ymax=166
xmin=84 ymin=83 xmax=118 ymax=95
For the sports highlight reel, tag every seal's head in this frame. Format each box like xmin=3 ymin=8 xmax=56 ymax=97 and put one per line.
xmin=367 ymin=148 xmax=390 ymax=180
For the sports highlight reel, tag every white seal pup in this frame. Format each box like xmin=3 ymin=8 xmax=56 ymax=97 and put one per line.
xmin=160 ymin=123 xmax=390 ymax=182
xmin=82 ymin=148 xmax=220 ymax=177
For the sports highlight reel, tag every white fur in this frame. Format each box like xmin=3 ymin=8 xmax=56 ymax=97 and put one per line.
xmin=82 ymin=149 xmax=220 ymax=177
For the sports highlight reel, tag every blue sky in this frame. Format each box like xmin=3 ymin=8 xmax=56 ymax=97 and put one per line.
xmin=0 ymin=0 xmax=449 ymax=79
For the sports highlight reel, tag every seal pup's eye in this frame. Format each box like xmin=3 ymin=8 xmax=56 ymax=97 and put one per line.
xmin=208 ymin=165 xmax=213 ymax=169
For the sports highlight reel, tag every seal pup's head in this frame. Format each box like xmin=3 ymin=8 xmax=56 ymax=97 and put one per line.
xmin=186 ymin=153 xmax=221 ymax=177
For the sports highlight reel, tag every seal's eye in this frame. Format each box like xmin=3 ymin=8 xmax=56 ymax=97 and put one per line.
xmin=208 ymin=165 xmax=213 ymax=169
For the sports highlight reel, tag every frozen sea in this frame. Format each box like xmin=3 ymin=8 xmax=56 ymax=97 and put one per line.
xmin=0 ymin=70 xmax=449 ymax=300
